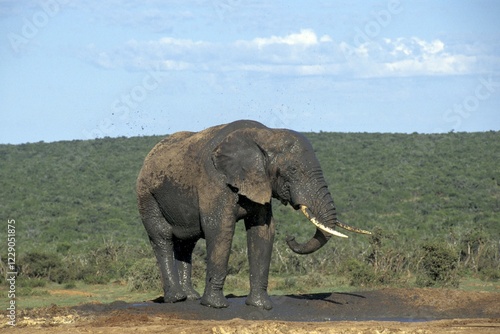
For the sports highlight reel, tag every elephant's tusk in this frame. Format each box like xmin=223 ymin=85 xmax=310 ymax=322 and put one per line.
xmin=334 ymin=220 xmax=372 ymax=235
xmin=300 ymin=205 xmax=348 ymax=238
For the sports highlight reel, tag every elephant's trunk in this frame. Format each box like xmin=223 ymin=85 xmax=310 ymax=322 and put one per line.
xmin=285 ymin=205 xmax=341 ymax=255
xmin=286 ymin=205 xmax=371 ymax=254
xmin=285 ymin=175 xmax=343 ymax=254
xmin=286 ymin=187 xmax=371 ymax=255
xmin=282 ymin=164 xmax=372 ymax=255
xmin=286 ymin=227 xmax=331 ymax=255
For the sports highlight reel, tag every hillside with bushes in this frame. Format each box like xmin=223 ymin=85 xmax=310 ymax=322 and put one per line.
xmin=1 ymin=131 xmax=499 ymax=290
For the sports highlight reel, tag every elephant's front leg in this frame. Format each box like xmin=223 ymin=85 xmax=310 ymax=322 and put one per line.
xmin=245 ymin=204 xmax=275 ymax=310
xmin=201 ymin=214 xmax=236 ymax=308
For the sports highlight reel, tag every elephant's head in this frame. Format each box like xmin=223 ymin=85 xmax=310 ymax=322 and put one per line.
xmin=212 ymin=124 xmax=371 ymax=255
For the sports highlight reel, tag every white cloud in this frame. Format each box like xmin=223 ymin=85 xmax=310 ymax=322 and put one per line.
xmin=419 ymin=39 xmax=445 ymax=54
xmin=155 ymin=37 xmax=208 ymax=48
xmin=384 ymin=54 xmax=476 ymax=76
xmin=85 ymin=36 xmax=212 ymax=70
xmin=235 ymin=29 xmax=329 ymax=49
xmin=343 ymin=37 xmax=477 ymax=77
xmin=387 ymin=38 xmax=445 ymax=57
xmin=385 ymin=38 xmax=476 ymax=76
xmin=156 ymin=60 xmax=192 ymax=71
xmin=126 ymin=37 xmax=212 ymax=58
xmin=319 ymin=35 xmax=333 ymax=43
xmin=231 ymin=29 xmax=340 ymax=68
xmin=85 ymin=30 xmax=482 ymax=78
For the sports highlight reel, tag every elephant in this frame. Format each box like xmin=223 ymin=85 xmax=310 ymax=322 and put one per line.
xmin=136 ymin=120 xmax=370 ymax=310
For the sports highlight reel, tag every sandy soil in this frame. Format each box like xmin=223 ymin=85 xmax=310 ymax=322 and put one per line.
xmin=2 ymin=288 xmax=499 ymax=333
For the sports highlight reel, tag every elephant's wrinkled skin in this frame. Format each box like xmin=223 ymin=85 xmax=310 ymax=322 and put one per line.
xmin=136 ymin=120 xmax=369 ymax=310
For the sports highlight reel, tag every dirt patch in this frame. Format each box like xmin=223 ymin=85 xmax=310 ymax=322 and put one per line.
xmin=2 ymin=288 xmax=499 ymax=333
xmin=49 ymin=290 xmax=93 ymax=297
xmin=90 ymin=311 xmax=152 ymax=327
xmin=388 ymin=288 xmax=499 ymax=315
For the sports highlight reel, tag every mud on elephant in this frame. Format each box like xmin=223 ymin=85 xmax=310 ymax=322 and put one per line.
xmin=136 ymin=120 xmax=371 ymax=310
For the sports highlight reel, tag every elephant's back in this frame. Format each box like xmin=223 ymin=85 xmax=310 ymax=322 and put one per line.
xmin=148 ymin=124 xmax=227 ymax=158
xmin=137 ymin=121 xmax=268 ymax=190
xmin=150 ymin=130 xmax=196 ymax=154
xmin=137 ymin=125 xmax=225 ymax=191
xmin=146 ymin=120 xmax=266 ymax=160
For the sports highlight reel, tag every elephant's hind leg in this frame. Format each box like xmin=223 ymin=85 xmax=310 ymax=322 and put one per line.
xmin=174 ymin=237 xmax=201 ymax=300
xmin=138 ymin=194 xmax=187 ymax=303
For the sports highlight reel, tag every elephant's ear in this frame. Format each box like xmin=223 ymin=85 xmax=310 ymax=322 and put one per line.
xmin=212 ymin=131 xmax=272 ymax=205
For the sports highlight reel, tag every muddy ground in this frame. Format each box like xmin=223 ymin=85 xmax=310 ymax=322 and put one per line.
xmin=2 ymin=288 xmax=499 ymax=333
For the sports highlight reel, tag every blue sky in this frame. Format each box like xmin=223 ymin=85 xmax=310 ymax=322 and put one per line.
xmin=1 ymin=0 xmax=499 ymax=144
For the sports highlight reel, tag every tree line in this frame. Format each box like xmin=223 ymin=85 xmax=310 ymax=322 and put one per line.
xmin=1 ymin=131 xmax=499 ymax=291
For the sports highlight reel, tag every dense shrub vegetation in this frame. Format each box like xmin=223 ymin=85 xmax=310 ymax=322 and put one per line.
xmin=1 ymin=131 xmax=499 ymax=291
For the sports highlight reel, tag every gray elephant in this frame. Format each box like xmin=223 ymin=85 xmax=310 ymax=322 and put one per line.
xmin=136 ymin=120 xmax=370 ymax=310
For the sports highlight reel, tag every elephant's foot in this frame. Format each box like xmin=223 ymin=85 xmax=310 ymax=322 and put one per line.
xmin=246 ymin=291 xmax=273 ymax=310
xmin=184 ymin=287 xmax=201 ymax=300
xmin=163 ymin=289 xmax=187 ymax=303
xmin=200 ymin=291 xmax=229 ymax=308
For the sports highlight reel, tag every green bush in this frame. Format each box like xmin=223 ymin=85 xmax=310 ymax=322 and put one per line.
xmin=79 ymin=267 xmax=111 ymax=285
xmin=16 ymin=277 xmax=47 ymax=288
xmin=341 ymin=258 xmax=376 ymax=287
xmin=50 ymin=266 xmax=72 ymax=284
xmin=417 ymin=241 xmax=460 ymax=288
xmin=127 ymin=257 xmax=162 ymax=292
xmin=64 ymin=281 xmax=77 ymax=289
xmin=365 ymin=227 xmax=407 ymax=285
xmin=17 ymin=287 xmax=50 ymax=297
xmin=275 ymin=276 xmax=298 ymax=291
xmin=457 ymin=227 xmax=500 ymax=279
xmin=69 ymin=241 xmax=147 ymax=285
xmin=478 ymin=268 xmax=500 ymax=282
xmin=20 ymin=251 xmax=70 ymax=283
xmin=56 ymin=242 xmax=72 ymax=255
